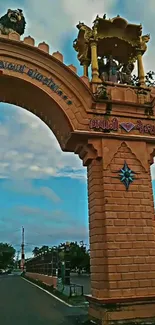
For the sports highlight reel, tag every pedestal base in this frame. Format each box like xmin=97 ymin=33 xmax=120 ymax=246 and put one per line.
xmin=86 ymin=295 xmax=155 ymax=325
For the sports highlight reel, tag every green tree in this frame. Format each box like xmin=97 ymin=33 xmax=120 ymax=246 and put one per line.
xmin=58 ymin=241 xmax=90 ymax=273
xmin=40 ymin=245 xmax=49 ymax=252
xmin=32 ymin=245 xmax=49 ymax=257
xmin=32 ymin=246 xmax=40 ymax=256
xmin=132 ymin=71 xmax=155 ymax=87
xmin=0 ymin=243 xmax=16 ymax=269
xmin=31 ymin=242 xmax=90 ymax=273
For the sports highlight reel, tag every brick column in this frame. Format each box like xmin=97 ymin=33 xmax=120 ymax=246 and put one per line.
xmin=88 ymin=157 xmax=108 ymax=298
xmin=86 ymin=140 xmax=155 ymax=324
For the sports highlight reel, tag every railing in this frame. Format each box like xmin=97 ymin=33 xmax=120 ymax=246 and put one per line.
xmin=69 ymin=284 xmax=83 ymax=297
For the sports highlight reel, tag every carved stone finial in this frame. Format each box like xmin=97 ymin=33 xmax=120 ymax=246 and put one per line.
xmin=0 ymin=8 xmax=26 ymax=36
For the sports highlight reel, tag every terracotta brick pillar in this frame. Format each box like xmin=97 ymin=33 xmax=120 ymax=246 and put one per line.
xmin=86 ymin=139 xmax=155 ymax=324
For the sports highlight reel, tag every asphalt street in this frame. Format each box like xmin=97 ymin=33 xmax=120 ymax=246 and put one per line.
xmin=0 ymin=275 xmax=88 ymax=325
xmin=70 ymin=273 xmax=91 ymax=295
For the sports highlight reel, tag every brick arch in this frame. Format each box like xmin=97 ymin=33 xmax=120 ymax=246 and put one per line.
xmin=0 ymin=74 xmax=74 ymax=150
xmin=4 ymin=31 xmax=155 ymax=325
xmin=0 ymin=34 xmax=93 ymax=150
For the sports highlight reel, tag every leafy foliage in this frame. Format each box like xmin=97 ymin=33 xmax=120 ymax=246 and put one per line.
xmin=32 ymin=245 xmax=49 ymax=256
xmin=32 ymin=246 xmax=40 ymax=256
xmin=131 ymin=71 xmax=155 ymax=87
xmin=0 ymin=243 xmax=16 ymax=269
xmin=32 ymin=241 xmax=90 ymax=273
xmin=62 ymin=241 xmax=90 ymax=273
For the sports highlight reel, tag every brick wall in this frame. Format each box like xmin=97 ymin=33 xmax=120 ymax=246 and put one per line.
xmin=26 ymin=272 xmax=57 ymax=288
xmin=89 ymin=299 xmax=155 ymax=323
xmin=88 ymin=141 xmax=155 ymax=299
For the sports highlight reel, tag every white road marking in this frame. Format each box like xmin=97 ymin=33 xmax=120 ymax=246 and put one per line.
xmin=22 ymin=277 xmax=74 ymax=307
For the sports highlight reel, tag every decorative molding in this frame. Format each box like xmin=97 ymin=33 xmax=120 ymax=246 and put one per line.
xmin=75 ymin=138 xmax=102 ymax=166
xmin=103 ymin=140 xmax=148 ymax=172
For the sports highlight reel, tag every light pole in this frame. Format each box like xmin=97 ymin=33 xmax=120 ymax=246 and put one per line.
xmin=52 ymin=246 xmax=57 ymax=276
xmin=64 ymin=242 xmax=70 ymax=285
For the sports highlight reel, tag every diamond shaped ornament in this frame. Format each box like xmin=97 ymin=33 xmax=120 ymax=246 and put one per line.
xmin=119 ymin=161 xmax=135 ymax=190
xmin=120 ymin=122 xmax=135 ymax=133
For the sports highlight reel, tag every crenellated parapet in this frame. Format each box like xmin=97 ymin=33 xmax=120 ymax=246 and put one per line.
xmin=0 ymin=8 xmax=80 ymax=81
xmin=0 ymin=31 xmax=79 ymax=77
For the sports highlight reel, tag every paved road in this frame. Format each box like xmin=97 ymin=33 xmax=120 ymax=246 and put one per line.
xmin=70 ymin=273 xmax=91 ymax=295
xmin=0 ymin=275 xmax=88 ymax=325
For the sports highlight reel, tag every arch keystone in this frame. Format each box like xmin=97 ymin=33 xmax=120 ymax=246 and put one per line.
xmin=68 ymin=64 xmax=77 ymax=74
xmin=52 ymin=51 xmax=63 ymax=62
xmin=38 ymin=42 xmax=49 ymax=53
xmin=23 ymin=36 xmax=35 ymax=46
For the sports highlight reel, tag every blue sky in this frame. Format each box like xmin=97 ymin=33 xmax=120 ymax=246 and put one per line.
xmin=0 ymin=0 xmax=155 ymax=258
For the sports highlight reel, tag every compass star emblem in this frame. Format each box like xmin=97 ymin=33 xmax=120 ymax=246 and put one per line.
xmin=119 ymin=161 xmax=135 ymax=190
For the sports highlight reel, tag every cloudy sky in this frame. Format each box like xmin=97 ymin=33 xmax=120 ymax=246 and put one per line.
xmin=0 ymin=0 xmax=155 ymax=258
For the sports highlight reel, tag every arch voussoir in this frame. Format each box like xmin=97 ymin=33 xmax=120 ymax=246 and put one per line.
xmin=0 ymin=35 xmax=93 ymax=149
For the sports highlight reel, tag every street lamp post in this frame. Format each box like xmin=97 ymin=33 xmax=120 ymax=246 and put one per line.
xmin=64 ymin=242 xmax=70 ymax=285
xmin=52 ymin=246 xmax=57 ymax=276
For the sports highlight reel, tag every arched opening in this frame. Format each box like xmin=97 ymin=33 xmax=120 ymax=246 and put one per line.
xmin=0 ymin=75 xmax=75 ymax=150
xmin=0 ymin=101 xmax=90 ymax=285
xmin=0 ymin=36 xmax=93 ymax=292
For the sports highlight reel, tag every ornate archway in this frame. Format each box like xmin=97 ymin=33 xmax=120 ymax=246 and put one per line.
xmin=0 ymin=34 xmax=94 ymax=151
xmin=1 ymin=9 xmax=155 ymax=325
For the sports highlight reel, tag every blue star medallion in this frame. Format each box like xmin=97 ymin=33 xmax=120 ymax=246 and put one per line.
xmin=118 ymin=161 xmax=135 ymax=190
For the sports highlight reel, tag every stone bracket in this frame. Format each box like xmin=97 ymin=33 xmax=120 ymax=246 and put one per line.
xmin=74 ymin=138 xmax=102 ymax=166
xmin=147 ymin=143 xmax=155 ymax=165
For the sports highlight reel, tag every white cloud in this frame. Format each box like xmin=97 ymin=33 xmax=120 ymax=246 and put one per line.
xmin=1 ymin=0 xmax=155 ymax=252
xmin=0 ymin=1 xmax=154 ymax=181
xmin=2 ymin=179 xmax=61 ymax=202
xmin=23 ymin=0 xmax=118 ymax=50
xmin=0 ymin=206 xmax=89 ymax=253
xmin=0 ymin=0 xmax=154 ymax=71
xmin=114 ymin=0 xmax=155 ymax=73
xmin=0 ymin=1 xmax=118 ymax=55
xmin=0 ymin=104 xmax=86 ymax=180
xmin=0 ymin=0 xmax=153 ymax=73
xmin=0 ymin=3 xmax=154 ymax=179
xmin=0 ymin=103 xmax=154 ymax=182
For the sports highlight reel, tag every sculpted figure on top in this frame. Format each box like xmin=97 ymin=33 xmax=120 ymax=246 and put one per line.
xmin=73 ymin=14 xmax=150 ymax=86
xmin=0 ymin=9 xmax=26 ymax=36
xmin=140 ymin=34 xmax=150 ymax=51
xmin=98 ymin=56 xmax=135 ymax=85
